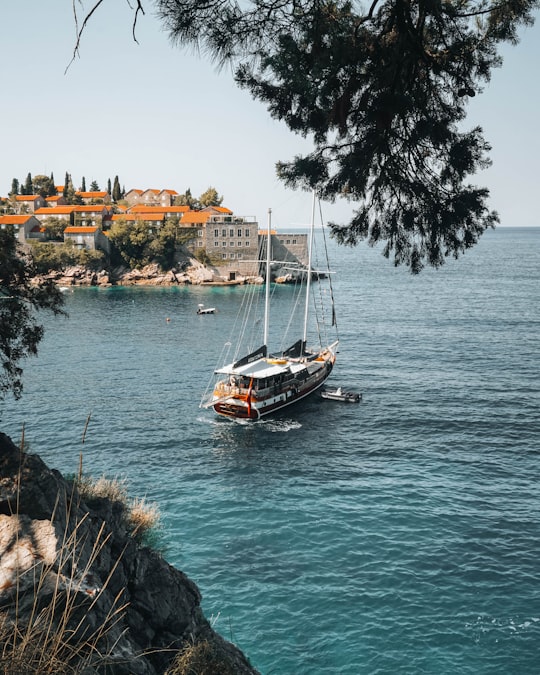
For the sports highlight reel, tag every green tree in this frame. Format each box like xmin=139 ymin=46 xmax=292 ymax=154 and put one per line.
xmin=198 ymin=187 xmax=223 ymax=208
xmin=33 ymin=174 xmax=56 ymax=199
xmin=81 ymin=176 xmax=87 ymax=191
xmin=22 ymin=173 xmax=33 ymax=196
xmin=9 ymin=179 xmax=19 ymax=196
xmin=42 ymin=217 xmax=68 ymax=242
xmin=108 ymin=219 xmax=156 ymax=269
xmin=64 ymin=174 xmax=76 ymax=204
xmin=0 ymin=229 xmax=64 ymax=400
xmin=112 ymin=175 xmax=121 ymax=202
xmin=9 ymin=178 xmax=19 ymax=197
xmin=146 ymin=0 xmax=534 ymax=272
xmin=175 ymin=188 xmax=198 ymax=209
xmin=90 ymin=180 xmax=100 ymax=191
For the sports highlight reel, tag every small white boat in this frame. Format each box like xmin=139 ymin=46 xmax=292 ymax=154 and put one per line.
xmin=197 ymin=304 xmax=216 ymax=315
xmin=321 ymin=387 xmax=361 ymax=403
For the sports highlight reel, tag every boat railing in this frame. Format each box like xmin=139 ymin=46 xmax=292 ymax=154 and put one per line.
xmin=215 ymin=377 xmax=303 ymax=399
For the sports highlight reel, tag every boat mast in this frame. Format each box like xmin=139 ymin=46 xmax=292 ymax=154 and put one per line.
xmin=302 ymin=191 xmax=316 ymax=350
xmin=263 ymin=208 xmax=272 ymax=348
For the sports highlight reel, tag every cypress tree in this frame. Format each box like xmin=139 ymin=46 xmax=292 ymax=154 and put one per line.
xmin=64 ymin=174 xmax=76 ymax=204
xmin=81 ymin=176 xmax=87 ymax=191
xmin=107 ymin=178 xmax=112 ymax=195
xmin=9 ymin=179 xmax=19 ymax=196
xmin=112 ymin=175 xmax=121 ymax=202
xmin=23 ymin=173 xmax=33 ymax=196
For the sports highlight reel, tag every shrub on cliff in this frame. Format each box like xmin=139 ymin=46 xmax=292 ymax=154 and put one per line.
xmin=75 ymin=474 xmax=162 ymax=547
xmin=30 ymin=241 xmax=105 ymax=274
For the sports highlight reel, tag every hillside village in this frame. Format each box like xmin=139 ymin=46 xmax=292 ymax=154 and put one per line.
xmin=0 ymin=185 xmax=308 ymax=285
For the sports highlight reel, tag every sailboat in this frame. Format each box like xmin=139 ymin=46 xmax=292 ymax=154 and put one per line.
xmin=200 ymin=193 xmax=339 ymax=420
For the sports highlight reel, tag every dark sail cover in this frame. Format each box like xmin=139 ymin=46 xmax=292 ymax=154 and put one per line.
xmin=233 ymin=345 xmax=267 ymax=369
xmin=281 ymin=339 xmax=305 ymax=358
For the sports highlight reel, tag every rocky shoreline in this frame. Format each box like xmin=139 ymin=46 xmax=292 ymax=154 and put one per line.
xmin=0 ymin=432 xmax=260 ymax=674
xmin=36 ymin=261 xmax=264 ymax=288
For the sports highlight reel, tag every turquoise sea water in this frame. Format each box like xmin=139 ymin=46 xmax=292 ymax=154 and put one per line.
xmin=2 ymin=227 xmax=539 ymax=674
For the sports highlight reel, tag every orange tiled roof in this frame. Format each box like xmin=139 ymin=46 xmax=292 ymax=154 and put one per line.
xmin=64 ymin=226 xmax=98 ymax=234
xmin=14 ymin=194 xmax=40 ymax=201
xmin=128 ymin=205 xmax=190 ymax=214
xmin=35 ymin=206 xmax=77 ymax=215
xmin=75 ymin=191 xmax=108 ymax=199
xmin=0 ymin=215 xmax=34 ymax=224
xmin=126 ymin=189 xmax=143 ymax=194
xmin=70 ymin=205 xmax=108 ymax=212
xmin=46 ymin=196 xmax=62 ymax=202
xmin=111 ymin=214 xmax=164 ymax=222
xmin=160 ymin=189 xmax=179 ymax=195
xmin=143 ymin=189 xmax=160 ymax=195
xmin=211 ymin=206 xmax=233 ymax=214
xmin=180 ymin=211 xmax=211 ymax=224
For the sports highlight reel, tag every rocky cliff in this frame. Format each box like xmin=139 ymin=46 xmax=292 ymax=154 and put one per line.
xmin=0 ymin=432 xmax=259 ymax=674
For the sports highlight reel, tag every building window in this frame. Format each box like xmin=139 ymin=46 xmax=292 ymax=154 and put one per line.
xmin=214 ymin=241 xmax=219 ymax=247
xmin=222 ymin=253 xmax=227 ymax=259
xmin=229 ymin=252 xmax=235 ymax=258
xmin=222 ymin=241 xmax=227 ymax=247
xmin=214 ymin=229 xmax=219 ymax=237
xmin=197 ymin=240 xmax=203 ymax=247
xmin=292 ymin=239 xmax=297 ymax=244
xmin=237 ymin=253 xmax=242 ymax=259
xmin=245 ymin=241 xmax=250 ymax=246
xmin=198 ymin=229 xmax=203 ymax=237
xmin=286 ymin=239 xmax=290 ymax=244
xmin=222 ymin=229 xmax=226 ymax=236
xmin=229 ymin=241 xmax=234 ymax=246
xmin=237 ymin=228 xmax=242 ymax=237
xmin=229 ymin=229 xmax=234 ymax=237
xmin=245 ymin=229 xmax=250 ymax=237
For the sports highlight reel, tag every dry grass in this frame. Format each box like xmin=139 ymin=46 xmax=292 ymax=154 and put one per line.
xmin=165 ymin=639 xmax=236 ymax=675
xmin=76 ymin=474 xmax=129 ymax=504
xmin=75 ymin=474 xmax=162 ymax=547
xmin=0 ymin=491 xmax=129 ymax=674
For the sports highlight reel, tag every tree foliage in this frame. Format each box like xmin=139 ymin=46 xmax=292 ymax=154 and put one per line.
xmin=42 ymin=216 xmax=68 ymax=241
xmin=33 ymin=174 xmax=56 ymax=198
xmin=22 ymin=172 xmax=33 ymax=196
xmin=31 ymin=241 xmax=105 ymax=274
xmin=149 ymin=0 xmax=536 ymax=271
xmin=9 ymin=178 xmax=19 ymax=196
xmin=199 ymin=186 xmax=223 ymax=207
xmin=0 ymin=229 xmax=64 ymax=400
xmin=112 ymin=175 xmax=122 ymax=202
xmin=108 ymin=219 xmax=189 ymax=270
xmin=174 ymin=188 xmax=198 ymax=209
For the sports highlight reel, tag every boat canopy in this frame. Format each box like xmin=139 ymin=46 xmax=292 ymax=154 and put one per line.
xmin=216 ymin=356 xmax=290 ymax=378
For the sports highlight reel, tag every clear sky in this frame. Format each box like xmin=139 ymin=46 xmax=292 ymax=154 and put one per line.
xmin=1 ymin=2 xmax=538 ymax=229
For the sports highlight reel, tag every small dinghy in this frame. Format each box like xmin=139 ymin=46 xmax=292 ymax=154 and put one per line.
xmin=321 ymin=386 xmax=361 ymax=403
xmin=197 ymin=304 xmax=216 ymax=315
